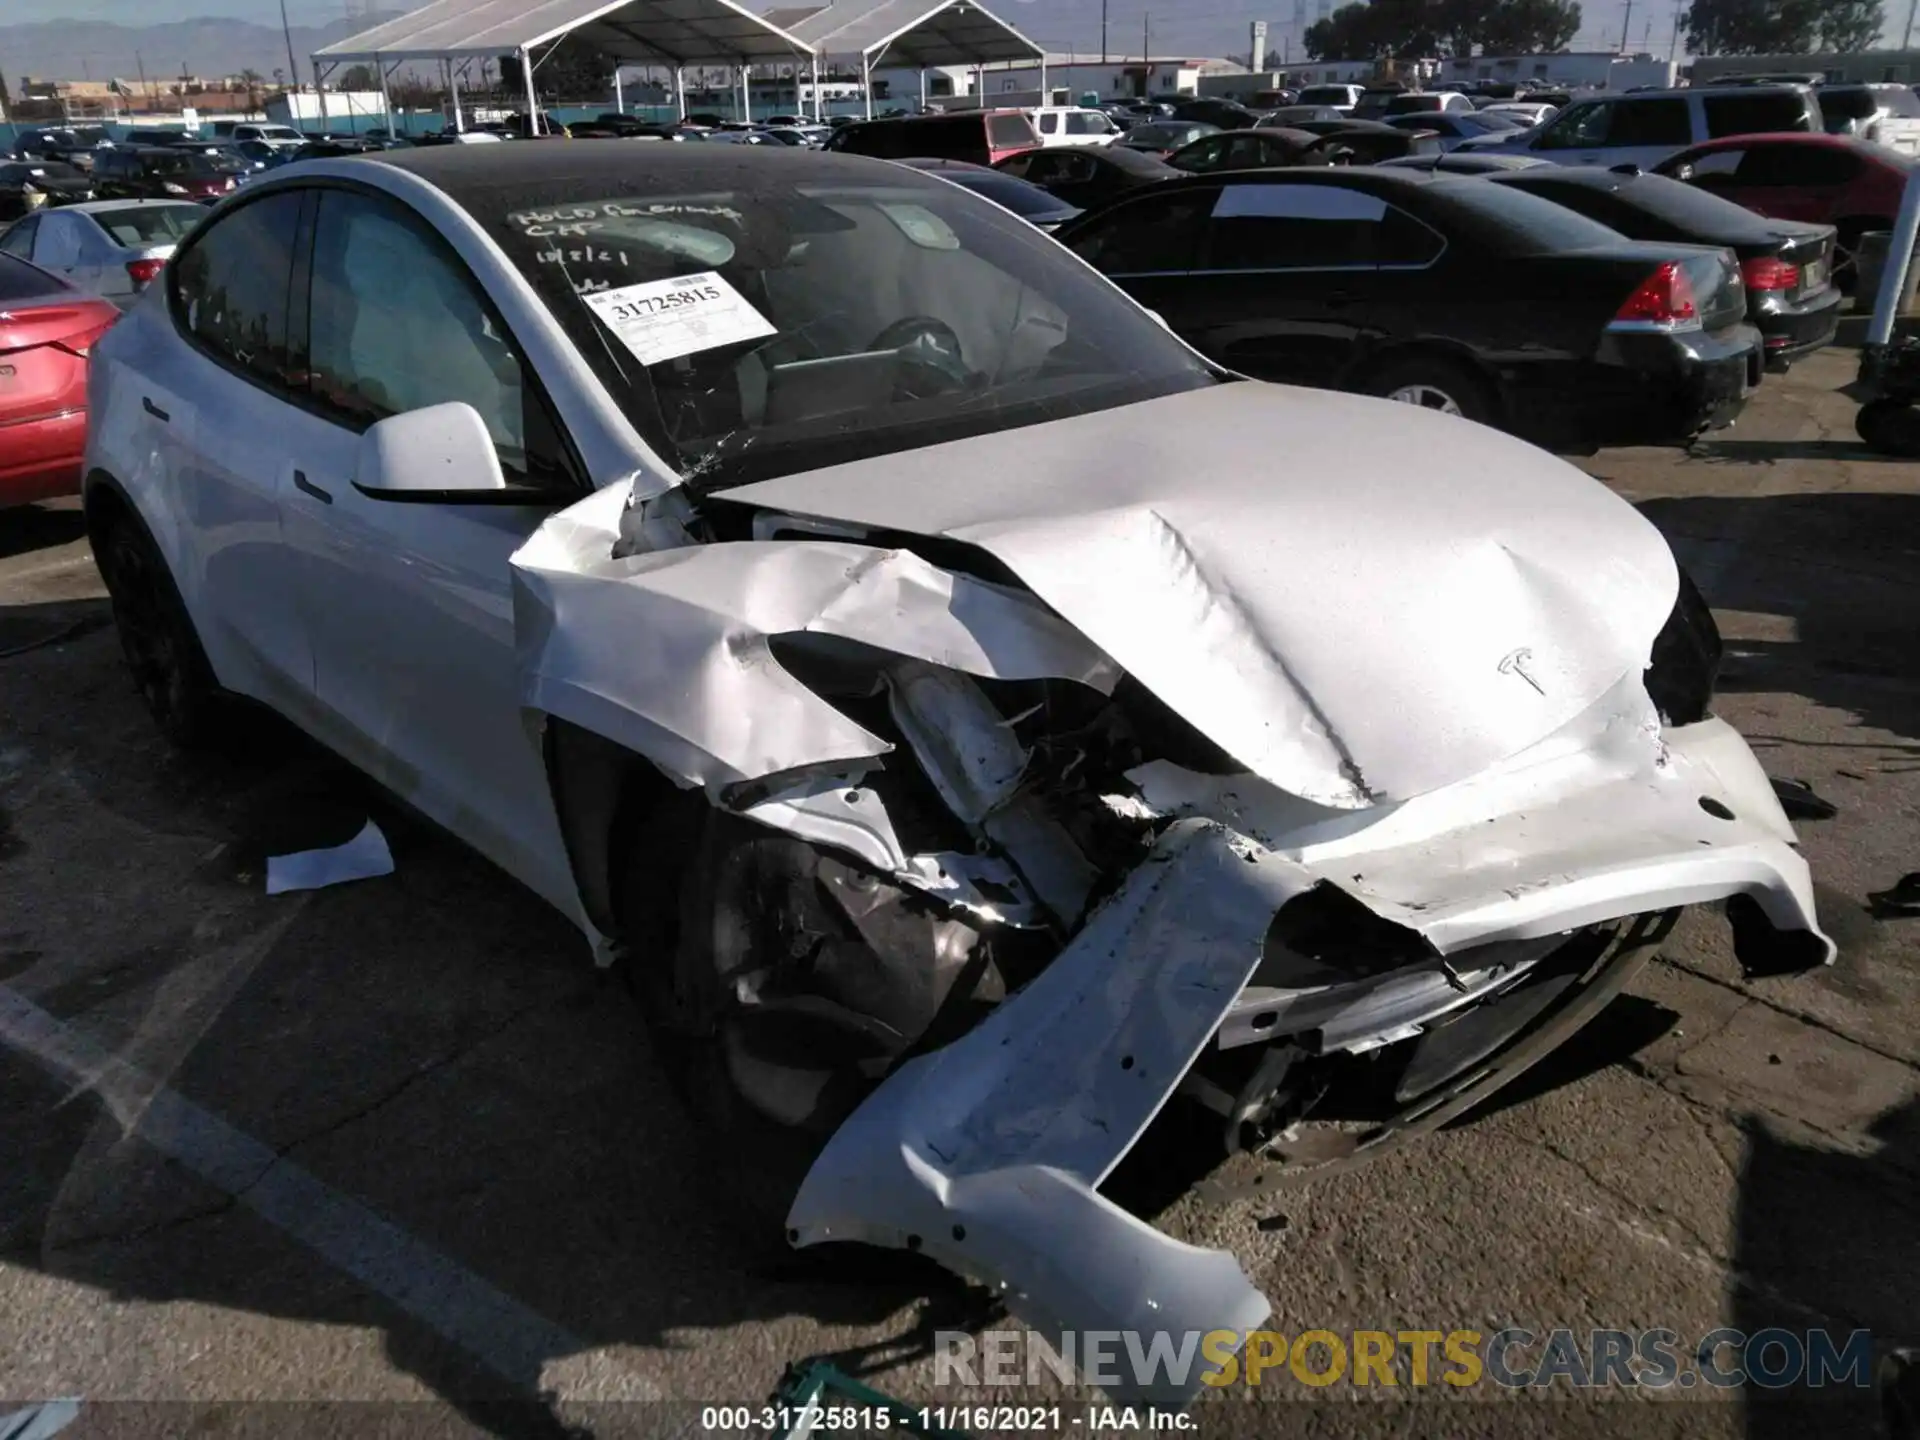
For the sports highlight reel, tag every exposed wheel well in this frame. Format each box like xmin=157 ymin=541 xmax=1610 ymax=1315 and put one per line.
xmin=82 ymin=469 xmax=134 ymax=536
xmin=542 ymin=717 xmax=701 ymax=944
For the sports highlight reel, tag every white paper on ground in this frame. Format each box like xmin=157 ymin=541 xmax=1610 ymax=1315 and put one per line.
xmin=266 ymin=820 xmax=396 ymax=895
xmin=581 ymin=271 xmax=776 ymax=366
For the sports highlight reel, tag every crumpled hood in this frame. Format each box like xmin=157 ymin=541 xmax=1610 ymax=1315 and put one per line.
xmin=717 ymin=381 xmax=1679 ymax=808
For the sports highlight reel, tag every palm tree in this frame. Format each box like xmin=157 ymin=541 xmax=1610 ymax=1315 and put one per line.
xmin=238 ymin=66 xmax=264 ymax=112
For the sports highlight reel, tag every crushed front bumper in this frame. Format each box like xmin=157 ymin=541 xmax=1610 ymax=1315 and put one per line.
xmin=786 ymin=715 xmax=1831 ymax=1406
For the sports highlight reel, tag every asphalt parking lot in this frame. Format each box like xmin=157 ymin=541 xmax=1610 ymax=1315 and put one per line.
xmin=1 ymin=341 xmax=1916 ymax=1440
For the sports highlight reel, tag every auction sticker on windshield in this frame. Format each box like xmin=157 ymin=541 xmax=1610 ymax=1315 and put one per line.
xmin=582 ymin=271 xmax=776 ymax=366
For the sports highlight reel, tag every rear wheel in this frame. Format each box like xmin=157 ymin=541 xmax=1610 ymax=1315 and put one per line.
xmin=94 ymin=513 xmax=227 ymax=749
xmin=1360 ymin=355 xmax=1496 ymax=426
xmin=1857 ymin=398 xmax=1920 ymax=457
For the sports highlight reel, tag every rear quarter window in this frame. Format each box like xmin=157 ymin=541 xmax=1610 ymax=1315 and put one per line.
xmin=1704 ymin=91 xmax=1815 ymax=139
xmin=988 ymin=113 xmax=1038 ymax=148
xmin=0 ymin=252 xmax=77 ymax=300
xmin=1429 ymin=179 xmax=1631 ymax=254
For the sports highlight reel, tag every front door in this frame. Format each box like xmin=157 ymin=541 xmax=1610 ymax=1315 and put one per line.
xmin=277 ymin=185 xmax=587 ymax=907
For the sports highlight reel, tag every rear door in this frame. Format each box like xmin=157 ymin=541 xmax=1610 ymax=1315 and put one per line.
xmin=156 ymin=187 xmax=316 ymax=712
xmin=1178 ymin=181 xmax=1404 ymax=385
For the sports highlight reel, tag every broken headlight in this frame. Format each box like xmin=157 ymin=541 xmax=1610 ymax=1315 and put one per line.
xmin=1643 ymin=568 xmax=1721 ymax=726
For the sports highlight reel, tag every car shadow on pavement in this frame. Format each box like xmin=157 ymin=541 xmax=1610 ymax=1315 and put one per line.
xmin=1636 ymin=492 xmax=1920 ymax=751
xmin=0 ymin=627 xmax=977 ymax=1439
xmin=1733 ymin=1098 xmax=1920 ymax=1440
xmin=0 ymin=504 xmax=87 ymax=563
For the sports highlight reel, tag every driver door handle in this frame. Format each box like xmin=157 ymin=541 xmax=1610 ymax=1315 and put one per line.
xmin=293 ymin=470 xmax=333 ymax=505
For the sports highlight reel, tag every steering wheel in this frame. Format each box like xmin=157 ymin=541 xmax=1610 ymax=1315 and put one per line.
xmin=868 ymin=316 xmax=975 ymax=399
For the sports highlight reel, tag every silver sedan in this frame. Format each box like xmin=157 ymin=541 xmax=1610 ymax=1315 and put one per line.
xmin=0 ymin=199 xmax=204 ymax=307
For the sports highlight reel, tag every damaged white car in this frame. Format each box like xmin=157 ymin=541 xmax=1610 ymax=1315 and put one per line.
xmin=84 ymin=144 xmax=1833 ymax=1405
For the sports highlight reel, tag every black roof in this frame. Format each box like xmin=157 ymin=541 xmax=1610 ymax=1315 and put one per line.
xmin=358 ymin=139 xmax=914 ymax=206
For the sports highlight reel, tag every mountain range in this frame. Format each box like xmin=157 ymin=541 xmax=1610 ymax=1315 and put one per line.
xmin=1 ymin=15 xmax=397 ymax=85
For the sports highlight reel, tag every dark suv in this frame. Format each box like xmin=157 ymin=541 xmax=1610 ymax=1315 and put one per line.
xmin=825 ymin=110 xmax=1041 ymax=166
xmin=92 ymin=148 xmax=241 ymax=203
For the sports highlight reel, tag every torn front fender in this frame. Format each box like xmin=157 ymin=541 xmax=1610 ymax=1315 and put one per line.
xmin=787 ymin=819 xmax=1305 ymax=1408
xmin=508 ymin=484 xmax=1118 ymax=796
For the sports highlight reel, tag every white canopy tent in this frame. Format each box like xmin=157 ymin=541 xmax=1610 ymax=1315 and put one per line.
xmin=760 ymin=0 xmax=1046 ymax=119
xmin=312 ymin=0 xmax=819 ymax=131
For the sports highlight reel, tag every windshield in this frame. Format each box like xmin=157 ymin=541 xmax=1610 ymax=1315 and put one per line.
xmin=478 ymin=174 xmax=1214 ymax=490
xmin=92 ymin=203 xmax=204 ymax=245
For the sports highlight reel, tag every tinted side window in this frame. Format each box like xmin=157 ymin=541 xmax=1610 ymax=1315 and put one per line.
xmin=987 ymin=113 xmax=1037 ymax=148
xmin=169 ymin=190 xmax=303 ymax=389
xmin=1704 ymin=92 xmax=1813 ymax=139
xmin=1204 ymin=183 xmax=1393 ymax=269
xmin=1038 ymin=113 xmax=1059 ymax=134
xmin=1736 ymin=143 xmax=1862 ymax=187
xmin=0 ymin=216 xmax=38 ymax=259
xmin=0 ymin=252 xmax=73 ymax=299
xmin=1533 ymin=101 xmax=1611 ymax=150
xmin=1608 ymin=98 xmax=1691 ymax=146
xmin=1065 ymin=188 xmax=1216 ymax=272
xmin=305 ymin=189 xmax=573 ymax=491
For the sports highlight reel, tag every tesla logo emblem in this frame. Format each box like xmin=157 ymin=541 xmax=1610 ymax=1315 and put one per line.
xmin=1499 ymin=648 xmax=1545 ymax=695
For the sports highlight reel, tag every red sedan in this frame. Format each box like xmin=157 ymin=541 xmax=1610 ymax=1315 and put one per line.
xmin=1 ymin=255 xmax=119 ymax=508
xmin=1653 ymin=133 xmax=1911 ymax=293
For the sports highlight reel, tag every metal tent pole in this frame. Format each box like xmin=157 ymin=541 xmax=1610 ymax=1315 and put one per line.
xmin=811 ymin=53 xmax=822 ymax=120
xmin=449 ymin=59 xmax=464 ymax=130
xmin=862 ymin=52 xmax=873 ymax=118
xmin=1040 ymin=56 xmax=1047 ymax=103
xmin=1869 ymin=163 xmax=1920 ymax=348
xmin=675 ymin=65 xmax=687 ymax=119
xmin=521 ymin=46 xmax=540 ymax=133
xmin=313 ymin=56 xmax=330 ymax=133
xmin=614 ymin=66 xmax=624 ymax=113
xmin=378 ymin=55 xmax=396 ymax=133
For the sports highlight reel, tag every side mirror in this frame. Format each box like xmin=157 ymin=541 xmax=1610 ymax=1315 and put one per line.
xmin=352 ymin=401 xmax=510 ymax=504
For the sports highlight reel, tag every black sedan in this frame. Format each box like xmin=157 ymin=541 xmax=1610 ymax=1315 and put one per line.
xmin=1167 ymin=128 xmax=1350 ymax=174
xmin=1483 ymin=167 xmax=1841 ymax=371
xmin=1170 ymin=97 xmax=1264 ymax=130
xmin=893 ymin=157 xmax=1082 ymax=230
xmin=1377 ymin=152 xmax=1551 ymax=174
xmin=992 ymin=145 xmax=1180 ymax=211
xmin=1052 ymin=168 xmax=1763 ymax=452
xmin=0 ymin=161 xmax=93 ymax=221
xmin=1114 ymin=120 xmax=1218 ymax=158
xmin=1288 ymin=118 xmax=1444 ymax=164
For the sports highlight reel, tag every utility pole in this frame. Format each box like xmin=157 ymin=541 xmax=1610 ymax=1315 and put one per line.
xmin=1618 ymin=0 xmax=1633 ymax=53
xmin=1100 ymin=0 xmax=1107 ymax=64
xmin=279 ymin=0 xmax=302 ymax=102
xmin=136 ymin=50 xmax=150 ymax=107
xmin=1143 ymin=13 xmax=1150 ymax=88
xmin=1905 ymin=0 xmax=1918 ymax=52
xmin=1668 ymin=1 xmax=1682 ymax=59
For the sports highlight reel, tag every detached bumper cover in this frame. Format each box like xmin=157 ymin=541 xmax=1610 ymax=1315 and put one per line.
xmin=788 ymin=713 xmax=1830 ymax=1407
xmin=787 ymin=819 xmax=1293 ymax=1408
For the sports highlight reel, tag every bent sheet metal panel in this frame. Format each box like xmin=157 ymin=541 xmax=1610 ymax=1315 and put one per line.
xmin=509 ymin=485 xmax=1119 ymax=794
xmin=717 ymin=381 xmax=1680 ymax=809
xmin=788 ymin=819 xmax=1310 ymax=1408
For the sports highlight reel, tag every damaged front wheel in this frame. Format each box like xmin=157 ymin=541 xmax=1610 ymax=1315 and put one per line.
xmin=618 ymin=809 xmax=1000 ymax=1231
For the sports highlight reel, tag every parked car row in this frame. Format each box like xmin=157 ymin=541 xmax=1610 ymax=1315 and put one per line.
xmin=0 ymin=105 xmax=1869 ymax=504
